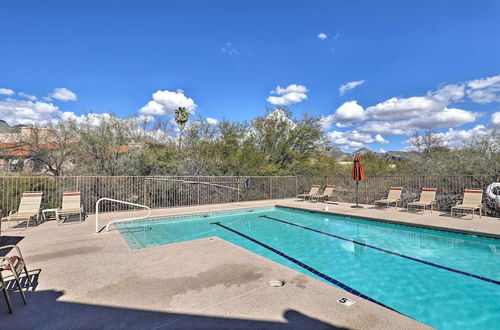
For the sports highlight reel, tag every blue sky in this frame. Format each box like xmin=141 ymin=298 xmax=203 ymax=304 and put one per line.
xmin=1 ymin=0 xmax=499 ymax=151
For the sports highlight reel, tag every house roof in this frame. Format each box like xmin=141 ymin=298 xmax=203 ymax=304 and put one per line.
xmin=0 ymin=142 xmax=131 ymax=157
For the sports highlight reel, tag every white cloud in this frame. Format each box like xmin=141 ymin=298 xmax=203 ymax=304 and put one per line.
xmin=0 ymin=88 xmax=15 ymax=95
xmin=318 ymin=33 xmax=327 ymax=40
xmin=405 ymin=125 xmax=490 ymax=149
xmin=326 ymin=130 xmax=388 ymax=149
xmin=489 ymin=112 xmax=500 ymax=128
xmin=320 ymin=101 xmax=366 ymax=130
xmin=339 ymin=80 xmax=365 ymax=95
xmin=437 ymin=125 xmax=490 ymax=147
xmin=57 ymin=112 xmax=113 ymax=126
xmin=374 ymin=134 xmax=388 ymax=144
xmin=49 ymin=88 xmax=77 ymax=101
xmin=333 ymin=101 xmax=366 ymax=123
xmin=466 ymin=87 xmax=500 ymax=104
xmin=359 ymin=108 xmax=478 ymax=135
xmin=0 ymin=98 xmax=61 ymax=125
xmin=221 ymin=42 xmax=240 ymax=56
xmin=467 ymin=75 xmax=500 ymax=89
xmin=357 ymin=121 xmax=410 ymax=135
xmin=428 ymin=84 xmax=465 ymax=104
xmin=267 ymin=84 xmax=308 ymax=106
xmin=406 ymin=107 xmax=478 ymax=130
xmin=320 ymin=74 xmax=500 ymax=150
xmin=465 ymin=74 xmax=500 ymax=104
xmin=139 ymin=89 xmax=197 ymax=116
xmin=206 ymin=117 xmax=218 ymax=125
xmin=366 ymin=96 xmax=441 ymax=121
xmin=266 ymin=108 xmax=297 ymax=129
xmin=18 ymin=92 xmax=37 ymax=101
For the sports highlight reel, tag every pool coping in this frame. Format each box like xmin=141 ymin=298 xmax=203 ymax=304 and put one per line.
xmin=276 ymin=204 xmax=500 ymax=240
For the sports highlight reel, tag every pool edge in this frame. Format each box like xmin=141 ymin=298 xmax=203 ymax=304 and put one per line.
xmin=275 ymin=204 xmax=500 ymax=240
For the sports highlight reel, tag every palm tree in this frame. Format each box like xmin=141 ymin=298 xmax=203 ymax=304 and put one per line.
xmin=175 ymin=107 xmax=190 ymax=148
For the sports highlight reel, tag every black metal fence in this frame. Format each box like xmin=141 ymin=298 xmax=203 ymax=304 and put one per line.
xmin=0 ymin=175 xmax=498 ymax=215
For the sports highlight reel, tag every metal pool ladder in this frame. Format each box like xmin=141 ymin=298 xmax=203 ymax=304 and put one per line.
xmin=95 ymin=197 xmax=151 ymax=233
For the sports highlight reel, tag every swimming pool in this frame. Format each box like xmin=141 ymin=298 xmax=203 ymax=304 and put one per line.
xmin=117 ymin=206 xmax=500 ymax=329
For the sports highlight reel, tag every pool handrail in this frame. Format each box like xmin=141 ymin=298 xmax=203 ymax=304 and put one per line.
xmin=95 ymin=197 xmax=151 ymax=233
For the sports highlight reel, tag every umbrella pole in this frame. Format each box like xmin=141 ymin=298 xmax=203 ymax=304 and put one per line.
xmin=356 ymin=181 xmax=359 ymax=206
xmin=351 ymin=180 xmax=363 ymax=208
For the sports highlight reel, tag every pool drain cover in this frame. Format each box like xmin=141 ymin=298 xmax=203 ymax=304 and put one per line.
xmin=338 ymin=297 xmax=355 ymax=306
xmin=268 ymin=279 xmax=286 ymax=287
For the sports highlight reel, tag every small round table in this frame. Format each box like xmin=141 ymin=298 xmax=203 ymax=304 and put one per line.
xmin=42 ymin=208 xmax=60 ymax=224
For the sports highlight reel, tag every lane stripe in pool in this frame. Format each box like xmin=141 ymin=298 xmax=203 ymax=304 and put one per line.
xmin=210 ymin=221 xmax=398 ymax=313
xmin=260 ymin=215 xmax=500 ymax=286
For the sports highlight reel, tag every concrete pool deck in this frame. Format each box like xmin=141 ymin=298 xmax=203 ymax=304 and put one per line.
xmin=1 ymin=199 xmax=498 ymax=329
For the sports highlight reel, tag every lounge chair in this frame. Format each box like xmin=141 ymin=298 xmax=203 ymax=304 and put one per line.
xmin=451 ymin=189 xmax=485 ymax=218
xmin=0 ymin=244 xmax=33 ymax=307
xmin=374 ymin=187 xmax=403 ymax=209
xmin=310 ymin=185 xmax=335 ymax=202
xmin=297 ymin=185 xmax=321 ymax=200
xmin=58 ymin=192 xmax=83 ymax=223
xmin=4 ymin=192 xmax=42 ymax=228
xmin=407 ymin=188 xmax=437 ymax=213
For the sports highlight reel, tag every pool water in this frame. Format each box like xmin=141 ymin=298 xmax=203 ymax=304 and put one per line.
xmin=117 ymin=206 xmax=500 ymax=329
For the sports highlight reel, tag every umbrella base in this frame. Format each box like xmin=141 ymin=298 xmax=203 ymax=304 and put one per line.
xmin=351 ymin=205 xmax=364 ymax=208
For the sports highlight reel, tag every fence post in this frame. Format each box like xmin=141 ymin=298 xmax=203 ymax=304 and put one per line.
xmin=365 ymin=178 xmax=368 ymax=204
xmin=143 ymin=177 xmax=148 ymax=206
xmin=198 ymin=177 xmax=201 ymax=205
xmin=269 ymin=177 xmax=273 ymax=200
xmin=295 ymin=176 xmax=298 ymax=197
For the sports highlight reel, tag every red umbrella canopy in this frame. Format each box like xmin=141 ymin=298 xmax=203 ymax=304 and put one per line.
xmin=352 ymin=155 xmax=365 ymax=181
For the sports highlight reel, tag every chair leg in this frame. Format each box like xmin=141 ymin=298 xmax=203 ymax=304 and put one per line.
xmin=2 ymin=287 xmax=12 ymax=313
xmin=12 ymin=272 xmax=27 ymax=305
xmin=23 ymin=266 xmax=33 ymax=290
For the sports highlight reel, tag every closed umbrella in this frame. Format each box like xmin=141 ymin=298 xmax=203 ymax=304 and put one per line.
xmin=351 ymin=155 xmax=365 ymax=208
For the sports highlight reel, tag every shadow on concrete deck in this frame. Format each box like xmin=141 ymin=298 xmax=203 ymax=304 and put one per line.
xmin=0 ymin=236 xmax=25 ymax=256
xmin=0 ymin=289 xmax=350 ymax=329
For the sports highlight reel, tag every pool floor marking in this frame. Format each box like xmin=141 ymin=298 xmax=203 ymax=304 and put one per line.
xmin=260 ymin=215 xmax=500 ymax=286
xmin=210 ymin=221 xmax=398 ymax=313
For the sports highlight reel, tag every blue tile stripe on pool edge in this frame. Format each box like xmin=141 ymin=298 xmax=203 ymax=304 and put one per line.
xmin=260 ymin=215 xmax=500 ymax=286
xmin=276 ymin=205 xmax=500 ymax=241
xmin=210 ymin=221 xmax=398 ymax=313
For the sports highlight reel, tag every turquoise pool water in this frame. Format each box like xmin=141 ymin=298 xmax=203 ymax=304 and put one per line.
xmin=117 ymin=206 xmax=500 ymax=329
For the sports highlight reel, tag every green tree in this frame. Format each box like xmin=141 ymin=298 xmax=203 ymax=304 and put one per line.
xmin=249 ymin=108 xmax=324 ymax=175
xmin=73 ymin=115 xmax=143 ymax=175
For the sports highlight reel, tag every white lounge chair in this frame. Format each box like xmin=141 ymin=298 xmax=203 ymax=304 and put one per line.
xmin=374 ymin=187 xmax=403 ymax=209
xmin=407 ymin=188 xmax=437 ymax=213
xmin=451 ymin=189 xmax=485 ymax=218
xmin=310 ymin=185 xmax=335 ymax=202
xmin=58 ymin=192 xmax=83 ymax=223
xmin=297 ymin=185 xmax=321 ymax=200
xmin=4 ymin=192 xmax=42 ymax=228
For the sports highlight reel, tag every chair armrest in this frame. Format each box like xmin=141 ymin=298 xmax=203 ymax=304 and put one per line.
xmin=0 ymin=256 xmax=13 ymax=270
xmin=1 ymin=245 xmax=23 ymax=259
